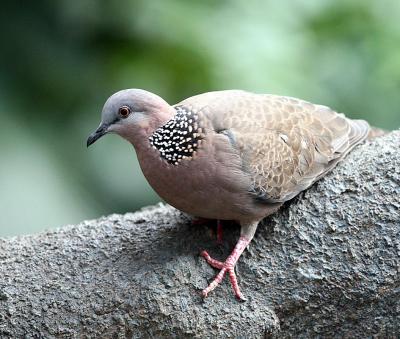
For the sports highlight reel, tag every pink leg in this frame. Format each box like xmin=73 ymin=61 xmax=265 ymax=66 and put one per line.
xmin=200 ymin=235 xmax=250 ymax=300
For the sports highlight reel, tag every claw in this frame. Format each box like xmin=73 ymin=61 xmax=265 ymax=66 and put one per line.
xmin=200 ymin=236 xmax=250 ymax=300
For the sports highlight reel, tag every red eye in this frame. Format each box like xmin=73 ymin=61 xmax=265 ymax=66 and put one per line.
xmin=118 ymin=106 xmax=131 ymax=118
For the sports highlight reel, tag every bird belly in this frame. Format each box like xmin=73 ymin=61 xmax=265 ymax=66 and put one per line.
xmin=137 ymin=141 xmax=270 ymax=222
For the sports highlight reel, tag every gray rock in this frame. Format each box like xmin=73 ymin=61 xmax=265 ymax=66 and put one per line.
xmin=0 ymin=131 xmax=399 ymax=338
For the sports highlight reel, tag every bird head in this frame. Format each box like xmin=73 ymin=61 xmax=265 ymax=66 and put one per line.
xmin=87 ymin=89 xmax=172 ymax=147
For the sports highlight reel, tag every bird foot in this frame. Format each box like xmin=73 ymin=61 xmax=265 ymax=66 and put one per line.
xmin=200 ymin=236 xmax=250 ymax=300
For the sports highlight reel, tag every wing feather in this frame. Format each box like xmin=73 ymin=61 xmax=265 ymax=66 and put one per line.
xmin=178 ymin=90 xmax=370 ymax=203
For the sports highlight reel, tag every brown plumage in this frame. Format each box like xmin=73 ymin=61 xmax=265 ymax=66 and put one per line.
xmin=179 ymin=91 xmax=369 ymax=204
xmin=88 ymin=89 xmax=370 ymax=300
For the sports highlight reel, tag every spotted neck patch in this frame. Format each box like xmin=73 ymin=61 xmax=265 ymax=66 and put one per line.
xmin=149 ymin=106 xmax=204 ymax=165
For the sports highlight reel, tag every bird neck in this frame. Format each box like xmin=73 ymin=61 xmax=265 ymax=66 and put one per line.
xmin=147 ymin=105 xmax=204 ymax=165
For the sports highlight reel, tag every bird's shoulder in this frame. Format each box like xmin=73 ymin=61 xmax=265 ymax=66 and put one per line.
xmin=176 ymin=90 xmax=329 ymax=132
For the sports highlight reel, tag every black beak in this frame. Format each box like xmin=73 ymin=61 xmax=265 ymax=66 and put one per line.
xmin=87 ymin=124 xmax=108 ymax=147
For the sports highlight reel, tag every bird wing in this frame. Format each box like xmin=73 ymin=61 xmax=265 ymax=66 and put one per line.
xmin=178 ymin=90 xmax=370 ymax=203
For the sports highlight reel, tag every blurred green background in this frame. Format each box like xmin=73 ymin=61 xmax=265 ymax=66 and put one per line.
xmin=0 ymin=0 xmax=399 ymax=236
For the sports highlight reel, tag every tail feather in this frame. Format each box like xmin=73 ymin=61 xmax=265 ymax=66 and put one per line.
xmin=368 ymin=126 xmax=389 ymax=140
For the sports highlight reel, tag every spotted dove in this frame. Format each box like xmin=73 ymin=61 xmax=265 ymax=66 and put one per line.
xmin=87 ymin=89 xmax=370 ymax=300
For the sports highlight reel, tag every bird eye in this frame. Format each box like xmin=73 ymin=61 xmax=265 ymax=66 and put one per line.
xmin=118 ymin=106 xmax=131 ymax=118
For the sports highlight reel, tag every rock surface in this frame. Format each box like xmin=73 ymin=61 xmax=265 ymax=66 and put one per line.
xmin=0 ymin=131 xmax=399 ymax=338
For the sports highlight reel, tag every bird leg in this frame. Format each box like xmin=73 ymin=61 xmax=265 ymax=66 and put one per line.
xmin=201 ymin=220 xmax=259 ymax=300
xmin=193 ymin=218 xmax=224 ymax=243
xmin=201 ymin=235 xmax=250 ymax=300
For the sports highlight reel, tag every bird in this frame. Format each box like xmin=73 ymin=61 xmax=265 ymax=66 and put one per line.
xmin=87 ymin=89 xmax=370 ymax=300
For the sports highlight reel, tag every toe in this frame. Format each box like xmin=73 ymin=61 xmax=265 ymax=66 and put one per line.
xmin=201 ymin=267 xmax=227 ymax=298
xmin=228 ymin=268 xmax=246 ymax=301
xmin=200 ymin=250 xmax=224 ymax=269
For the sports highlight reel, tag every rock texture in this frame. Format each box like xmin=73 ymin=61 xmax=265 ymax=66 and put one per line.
xmin=0 ymin=131 xmax=399 ymax=338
